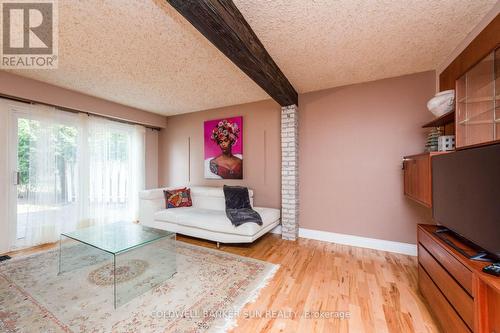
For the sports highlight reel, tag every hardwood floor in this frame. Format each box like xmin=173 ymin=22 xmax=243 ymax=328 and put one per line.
xmin=178 ymin=233 xmax=440 ymax=333
xmin=6 ymin=233 xmax=441 ymax=333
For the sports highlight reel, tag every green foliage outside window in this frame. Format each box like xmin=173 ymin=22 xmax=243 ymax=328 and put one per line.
xmin=17 ymin=118 xmax=128 ymax=202
xmin=17 ymin=118 xmax=78 ymax=202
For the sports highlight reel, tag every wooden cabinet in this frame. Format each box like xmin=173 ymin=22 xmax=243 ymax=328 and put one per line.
xmin=403 ymin=152 xmax=446 ymax=207
xmin=456 ymin=47 xmax=499 ymax=148
xmin=418 ymin=225 xmax=500 ymax=333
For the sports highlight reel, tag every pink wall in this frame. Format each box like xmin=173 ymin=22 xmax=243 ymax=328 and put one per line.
xmin=299 ymin=71 xmax=436 ymax=244
xmin=158 ymin=71 xmax=436 ymax=244
xmin=158 ymin=99 xmax=281 ymax=208
xmin=0 ymin=72 xmax=167 ymax=128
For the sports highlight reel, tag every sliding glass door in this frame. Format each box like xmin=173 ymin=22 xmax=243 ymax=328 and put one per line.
xmin=8 ymin=103 xmax=145 ymax=250
xmin=12 ymin=108 xmax=80 ymax=248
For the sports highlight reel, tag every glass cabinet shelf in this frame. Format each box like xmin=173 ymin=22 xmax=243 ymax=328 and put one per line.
xmin=455 ymin=48 xmax=499 ymax=148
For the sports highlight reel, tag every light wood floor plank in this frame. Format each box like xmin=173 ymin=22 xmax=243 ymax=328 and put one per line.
xmin=6 ymin=233 xmax=441 ymax=333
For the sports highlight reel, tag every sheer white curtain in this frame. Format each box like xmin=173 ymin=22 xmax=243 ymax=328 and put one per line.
xmin=14 ymin=105 xmax=81 ymax=248
xmin=11 ymin=105 xmax=145 ymax=249
xmin=80 ymin=116 xmax=145 ymax=226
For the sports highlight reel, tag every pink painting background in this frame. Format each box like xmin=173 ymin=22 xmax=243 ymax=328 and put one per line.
xmin=204 ymin=116 xmax=243 ymax=159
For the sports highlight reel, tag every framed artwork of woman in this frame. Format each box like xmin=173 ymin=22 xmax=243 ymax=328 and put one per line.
xmin=204 ymin=117 xmax=243 ymax=179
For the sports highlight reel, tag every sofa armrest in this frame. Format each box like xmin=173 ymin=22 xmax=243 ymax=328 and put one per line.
xmin=139 ymin=188 xmax=168 ymax=226
xmin=139 ymin=188 xmax=167 ymax=200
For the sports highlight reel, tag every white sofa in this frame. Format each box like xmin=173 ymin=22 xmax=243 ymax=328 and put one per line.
xmin=139 ymin=186 xmax=280 ymax=244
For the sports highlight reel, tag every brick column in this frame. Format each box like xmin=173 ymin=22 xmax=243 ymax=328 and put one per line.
xmin=281 ymin=104 xmax=299 ymax=240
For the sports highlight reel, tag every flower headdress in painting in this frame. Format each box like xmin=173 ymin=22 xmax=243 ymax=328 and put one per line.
xmin=211 ymin=119 xmax=240 ymax=146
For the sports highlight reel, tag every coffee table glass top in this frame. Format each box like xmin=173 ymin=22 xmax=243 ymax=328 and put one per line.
xmin=61 ymin=222 xmax=174 ymax=255
xmin=59 ymin=222 xmax=177 ymax=308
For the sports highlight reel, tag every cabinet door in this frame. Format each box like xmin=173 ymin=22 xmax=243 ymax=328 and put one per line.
xmin=414 ymin=154 xmax=431 ymax=206
xmin=495 ymin=48 xmax=500 ymax=139
xmin=403 ymin=153 xmax=432 ymax=207
xmin=455 ymin=49 xmax=498 ymax=148
xmin=403 ymin=158 xmax=413 ymax=197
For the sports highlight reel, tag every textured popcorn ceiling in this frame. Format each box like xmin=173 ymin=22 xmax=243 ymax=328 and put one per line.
xmin=6 ymin=0 xmax=269 ymax=116
xmin=234 ymin=0 xmax=498 ymax=93
xmin=7 ymin=0 xmax=498 ymax=115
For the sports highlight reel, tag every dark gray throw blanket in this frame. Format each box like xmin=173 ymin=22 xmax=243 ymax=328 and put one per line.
xmin=223 ymin=185 xmax=263 ymax=227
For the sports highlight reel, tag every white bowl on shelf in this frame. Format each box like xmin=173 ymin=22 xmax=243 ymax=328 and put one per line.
xmin=427 ymin=90 xmax=455 ymax=117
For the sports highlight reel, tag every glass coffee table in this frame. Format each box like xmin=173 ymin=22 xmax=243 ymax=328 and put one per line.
xmin=58 ymin=222 xmax=176 ymax=308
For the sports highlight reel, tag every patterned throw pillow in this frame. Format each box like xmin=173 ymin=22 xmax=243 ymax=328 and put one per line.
xmin=163 ymin=188 xmax=192 ymax=208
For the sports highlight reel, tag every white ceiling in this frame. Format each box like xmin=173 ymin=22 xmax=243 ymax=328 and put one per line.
xmin=5 ymin=0 xmax=269 ymax=116
xmin=6 ymin=0 xmax=498 ymax=116
xmin=235 ymin=0 xmax=498 ymax=93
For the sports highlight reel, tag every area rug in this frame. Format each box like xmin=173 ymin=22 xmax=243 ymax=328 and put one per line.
xmin=0 ymin=242 xmax=279 ymax=333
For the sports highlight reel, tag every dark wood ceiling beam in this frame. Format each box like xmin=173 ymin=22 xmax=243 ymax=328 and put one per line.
xmin=166 ymin=0 xmax=298 ymax=106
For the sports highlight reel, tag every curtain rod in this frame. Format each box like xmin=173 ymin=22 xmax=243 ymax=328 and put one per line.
xmin=0 ymin=93 xmax=162 ymax=131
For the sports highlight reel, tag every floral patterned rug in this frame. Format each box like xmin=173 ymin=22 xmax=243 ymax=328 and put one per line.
xmin=0 ymin=242 xmax=278 ymax=333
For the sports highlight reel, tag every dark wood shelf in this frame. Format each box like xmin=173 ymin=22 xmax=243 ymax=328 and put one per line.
xmin=422 ymin=110 xmax=455 ymax=128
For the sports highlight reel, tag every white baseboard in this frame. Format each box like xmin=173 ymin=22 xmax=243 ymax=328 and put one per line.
xmin=267 ymin=225 xmax=416 ymax=256
xmin=298 ymin=228 xmax=417 ymax=256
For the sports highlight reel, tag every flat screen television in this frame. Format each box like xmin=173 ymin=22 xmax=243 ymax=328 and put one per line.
xmin=432 ymin=143 xmax=500 ymax=261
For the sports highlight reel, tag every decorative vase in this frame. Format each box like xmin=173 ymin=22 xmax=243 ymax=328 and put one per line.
xmin=427 ymin=90 xmax=455 ymax=117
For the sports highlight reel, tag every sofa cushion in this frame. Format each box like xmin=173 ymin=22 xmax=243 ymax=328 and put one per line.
xmin=190 ymin=186 xmax=253 ymax=199
xmin=153 ymin=206 xmax=279 ymax=237
xmin=189 ymin=186 xmax=254 ymax=211
xmin=164 ymin=188 xmax=192 ymax=208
